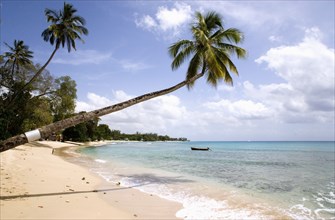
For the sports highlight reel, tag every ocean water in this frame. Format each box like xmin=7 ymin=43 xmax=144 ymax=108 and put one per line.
xmin=75 ymin=141 xmax=335 ymax=220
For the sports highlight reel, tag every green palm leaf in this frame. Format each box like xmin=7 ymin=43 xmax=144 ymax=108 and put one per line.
xmin=41 ymin=2 xmax=88 ymax=52
xmin=3 ymin=40 xmax=33 ymax=75
xmin=170 ymin=11 xmax=246 ymax=88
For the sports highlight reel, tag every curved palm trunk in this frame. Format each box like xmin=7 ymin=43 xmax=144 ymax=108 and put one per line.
xmin=0 ymin=72 xmax=204 ymax=152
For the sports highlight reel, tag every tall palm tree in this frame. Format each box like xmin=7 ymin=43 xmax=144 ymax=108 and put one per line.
xmin=9 ymin=2 xmax=88 ymax=104
xmin=3 ymin=40 xmax=33 ymax=78
xmin=0 ymin=11 xmax=246 ymax=152
xmin=169 ymin=11 xmax=246 ymax=88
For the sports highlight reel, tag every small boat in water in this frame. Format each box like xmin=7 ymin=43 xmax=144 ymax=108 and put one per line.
xmin=191 ymin=147 xmax=211 ymax=151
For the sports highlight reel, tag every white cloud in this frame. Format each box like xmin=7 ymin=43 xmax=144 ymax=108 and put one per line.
xmin=253 ymin=27 xmax=334 ymax=123
xmin=155 ymin=3 xmax=192 ymax=31
xmin=206 ymin=99 xmax=272 ymax=120
xmin=135 ymin=2 xmax=192 ymax=38
xmin=76 ymin=91 xmax=188 ymax=134
xmin=52 ymin=49 xmax=112 ymax=65
xmin=193 ymin=1 xmax=282 ymax=28
xmin=136 ymin=15 xmax=157 ymax=29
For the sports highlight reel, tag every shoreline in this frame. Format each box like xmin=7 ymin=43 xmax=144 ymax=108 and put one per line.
xmin=0 ymin=141 xmax=182 ymax=219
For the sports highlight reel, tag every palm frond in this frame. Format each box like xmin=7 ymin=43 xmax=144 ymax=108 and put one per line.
xmin=169 ymin=11 xmax=246 ymax=88
xmin=217 ymin=43 xmax=247 ymax=59
xmin=42 ymin=2 xmax=88 ymax=52
xmin=204 ymin=11 xmax=223 ymax=31
xmin=218 ymin=28 xmax=244 ymax=44
xmin=206 ymin=71 xmax=218 ymax=87
xmin=168 ymin=40 xmax=193 ymax=57
xmin=170 ymin=43 xmax=194 ymax=70
xmin=186 ymin=52 xmax=201 ymax=80
xmin=44 ymin=9 xmax=59 ymax=23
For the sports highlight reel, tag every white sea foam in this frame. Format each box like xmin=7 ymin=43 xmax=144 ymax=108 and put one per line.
xmin=324 ymin=196 xmax=335 ymax=204
xmin=95 ymin=159 xmax=107 ymax=164
xmin=118 ymin=176 xmax=269 ymax=220
xmin=175 ymin=196 xmax=268 ymax=220
xmin=288 ymin=204 xmax=313 ymax=220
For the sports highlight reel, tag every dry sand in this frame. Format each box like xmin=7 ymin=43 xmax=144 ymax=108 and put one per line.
xmin=0 ymin=141 xmax=182 ymax=219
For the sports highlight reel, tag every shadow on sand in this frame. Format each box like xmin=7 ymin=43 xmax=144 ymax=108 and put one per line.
xmin=1 ymin=174 xmax=193 ymax=201
xmin=0 ymin=184 xmax=144 ymax=201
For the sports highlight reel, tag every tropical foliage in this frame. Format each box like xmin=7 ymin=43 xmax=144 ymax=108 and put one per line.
xmin=0 ymin=41 xmax=77 ymax=140
xmin=169 ymin=11 xmax=246 ymax=88
xmin=9 ymin=2 xmax=88 ymax=107
xmin=41 ymin=2 xmax=88 ymax=52
xmin=3 ymin=40 xmax=33 ymax=77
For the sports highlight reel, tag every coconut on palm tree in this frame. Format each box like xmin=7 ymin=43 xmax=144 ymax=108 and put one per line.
xmin=0 ymin=11 xmax=246 ymax=152
xmin=9 ymin=2 xmax=88 ymax=105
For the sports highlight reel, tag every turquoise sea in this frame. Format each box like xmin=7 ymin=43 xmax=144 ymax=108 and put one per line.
xmin=75 ymin=141 xmax=334 ymax=219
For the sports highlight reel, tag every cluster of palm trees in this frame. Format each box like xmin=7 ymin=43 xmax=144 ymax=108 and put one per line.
xmin=0 ymin=3 xmax=246 ymax=152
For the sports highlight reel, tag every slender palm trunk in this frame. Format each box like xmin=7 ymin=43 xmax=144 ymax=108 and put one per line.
xmin=6 ymin=46 xmax=59 ymax=107
xmin=0 ymin=72 xmax=204 ymax=152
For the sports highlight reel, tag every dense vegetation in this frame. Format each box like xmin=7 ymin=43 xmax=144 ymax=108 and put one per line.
xmin=0 ymin=46 xmax=77 ymax=140
xmin=0 ymin=2 xmax=87 ymax=142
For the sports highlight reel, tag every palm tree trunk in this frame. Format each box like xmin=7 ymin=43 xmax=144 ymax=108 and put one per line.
xmin=0 ymin=72 xmax=204 ymax=152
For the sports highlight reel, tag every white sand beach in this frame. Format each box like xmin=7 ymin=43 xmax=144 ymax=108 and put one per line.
xmin=0 ymin=141 xmax=182 ymax=219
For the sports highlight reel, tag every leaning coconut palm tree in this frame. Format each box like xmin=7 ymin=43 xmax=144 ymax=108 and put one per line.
xmin=0 ymin=11 xmax=246 ymax=152
xmin=169 ymin=11 xmax=246 ymax=88
xmin=9 ymin=2 xmax=88 ymax=104
xmin=3 ymin=40 xmax=33 ymax=78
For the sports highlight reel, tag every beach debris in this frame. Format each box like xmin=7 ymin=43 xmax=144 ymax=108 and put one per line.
xmin=82 ymin=177 xmax=85 ymax=180
xmin=86 ymin=182 xmax=90 ymax=184
xmin=133 ymin=214 xmax=138 ymax=217
xmin=69 ymin=189 xmax=75 ymax=191
xmin=38 ymin=205 xmax=44 ymax=208
xmin=116 ymin=181 xmax=121 ymax=186
xmin=92 ymin=190 xmax=98 ymax=192
xmin=103 ymin=192 xmax=107 ymax=194
xmin=65 ymin=200 xmax=70 ymax=203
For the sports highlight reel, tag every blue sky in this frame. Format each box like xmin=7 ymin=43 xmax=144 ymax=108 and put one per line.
xmin=2 ymin=1 xmax=334 ymax=141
